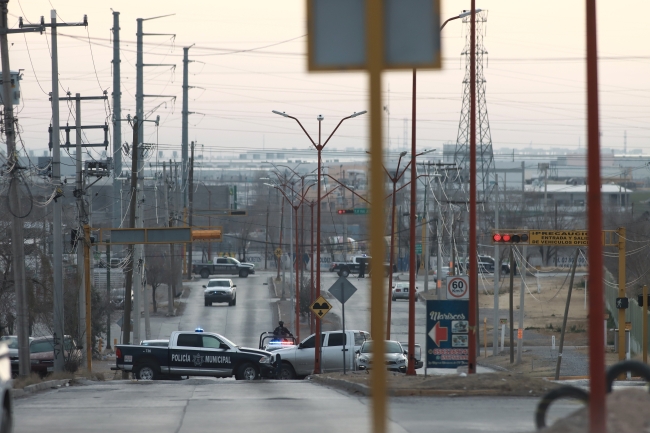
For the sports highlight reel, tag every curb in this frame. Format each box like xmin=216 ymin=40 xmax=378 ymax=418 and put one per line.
xmin=11 ymin=379 xmax=71 ymax=398
xmin=310 ymin=374 xmax=371 ymax=396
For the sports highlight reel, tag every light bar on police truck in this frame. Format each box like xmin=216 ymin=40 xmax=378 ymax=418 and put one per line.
xmin=491 ymin=232 xmax=529 ymax=243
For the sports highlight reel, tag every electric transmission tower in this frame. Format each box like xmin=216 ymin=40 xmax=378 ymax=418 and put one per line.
xmin=453 ymin=10 xmax=495 ymax=201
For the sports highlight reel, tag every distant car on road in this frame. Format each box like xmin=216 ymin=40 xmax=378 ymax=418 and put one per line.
xmin=0 ymin=342 xmax=13 ymax=433
xmin=203 ymin=279 xmax=237 ymax=306
xmin=391 ymin=282 xmax=417 ymax=301
xmin=356 ymin=340 xmax=408 ymax=373
xmin=193 ymin=257 xmax=255 ymax=279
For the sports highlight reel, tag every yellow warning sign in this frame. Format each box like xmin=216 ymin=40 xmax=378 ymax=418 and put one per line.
xmin=309 ymin=296 xmax=333 ymax=319
xmin=528 ymin=230 xmax=589 ymax=246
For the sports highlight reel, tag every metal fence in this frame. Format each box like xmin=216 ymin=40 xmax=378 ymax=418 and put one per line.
xmin=604 ymin=268 xmax=649 ymax=355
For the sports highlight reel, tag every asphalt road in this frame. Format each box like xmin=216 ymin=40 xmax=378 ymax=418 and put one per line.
xmin=13 ymin=379 xmax=581 ymax=433
xmin=110 ymin=273 xmax=275 ymax=348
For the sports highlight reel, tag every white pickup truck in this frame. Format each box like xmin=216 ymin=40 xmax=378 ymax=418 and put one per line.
xmin=273 ymin=330 xmax=370 ymax=379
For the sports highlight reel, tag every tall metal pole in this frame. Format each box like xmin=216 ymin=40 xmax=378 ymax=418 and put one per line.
xmin=50 ymin=9 xmax=65 ymax=373
xmin=555 ymin=248 xmax=579 ymax=380
xmin=83 ymin=224 xmax=92 ymax=372
xmin=315 ymin=120 xmax=322 ymax=374
xmin=0 ymin=0 xmax=29 ymax=376
xmin=136 ymin=18 xmax=144 ymax=153
xmin=407 ymin=69 xmax=417 ymax=376
xmin=585 ymin=0 xmax=606 ymax=417
xmin=122 ymin=118 xmax=138 ymax=350
xmin=182 ymin=47 xmax=189 ymax=209
xmin=517 ymin=244 xmax=527 ymax=364
xmin=75 ymin=93 xmax=86 ymax=366
xmin=493 ymin=173 xmax=499 ymax=355
xmin=310 ymin=202 xmax=315 ymax=334
xmin=186 ymin=142 xmax=194 ymax=278
xmin=467 ymin=0 xmax=478 ymax=375
xmin=294 ymin=204 xmax=300 ymax=341
xmin=423 ymin=173 xmax=429 ymax=293
xmin=164 ymin=162 xmax=174 ymax=316
xmin=387 ymin=182 xmax=397 ymax=338
xmin=105 ymin=241 xmax=111 ymax=349
xmin=112 ymin=11 xmax=122 ymax=231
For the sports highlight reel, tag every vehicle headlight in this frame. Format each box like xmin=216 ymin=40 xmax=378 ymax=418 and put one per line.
xmin=358 ymin=356 xmax=368 ymax=363
xmin=397 ymin=357 xmax=406 ymax=364
xmin=259 ymin=356 xmax=271 ymax=364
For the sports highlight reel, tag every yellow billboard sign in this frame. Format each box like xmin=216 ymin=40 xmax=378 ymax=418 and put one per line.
xmin=528 ymin=230 xmax=589 ymax=246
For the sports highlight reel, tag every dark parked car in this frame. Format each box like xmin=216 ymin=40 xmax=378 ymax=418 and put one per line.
xmin=29 ymin=336 xmax=81 ymax=377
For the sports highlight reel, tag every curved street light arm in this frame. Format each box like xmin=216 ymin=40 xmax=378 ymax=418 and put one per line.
xmin=325 ymin=174 xmax=370 ymax=204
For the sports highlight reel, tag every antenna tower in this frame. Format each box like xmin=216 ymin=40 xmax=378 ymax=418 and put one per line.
xmin=453 ymin=10 xmax=495 ymax=200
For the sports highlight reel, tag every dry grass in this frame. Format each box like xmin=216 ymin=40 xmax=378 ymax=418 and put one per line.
xmin=13 ymin=371 xmax=74 ymax=389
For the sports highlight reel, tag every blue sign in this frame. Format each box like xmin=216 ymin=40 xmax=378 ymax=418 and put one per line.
xmin=426 ymin=300 xmax=469 ymax=369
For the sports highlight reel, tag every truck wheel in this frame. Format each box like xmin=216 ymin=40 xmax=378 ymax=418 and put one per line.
xmin=134 ymin=363 xmax=158 ymax=381
xmin=235 ymin=363 xmax=258 ymax=380
xmin=341 ymin=268 xmax=350 ymax=278
xmin=200 ymin=269 xmax=210 ymax=279
xmin=239 ymin=269 xmax=249 ymax=278
xmin=278 ymin=363 xmax=296 ymax=380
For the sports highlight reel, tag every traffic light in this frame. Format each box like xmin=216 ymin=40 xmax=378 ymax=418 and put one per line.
xmin=492 ymin=232 xmax=529 ymax=243
xmin=337 ymin=209 xmax=354 ymax=214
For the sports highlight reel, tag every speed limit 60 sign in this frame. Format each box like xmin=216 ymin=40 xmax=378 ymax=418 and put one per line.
xmin=446 ymin=276 xmax=469 ymax=300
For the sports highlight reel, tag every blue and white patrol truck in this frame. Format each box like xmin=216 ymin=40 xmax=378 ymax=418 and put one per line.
xmin=113 ymin=329 xmax=275 ymax=381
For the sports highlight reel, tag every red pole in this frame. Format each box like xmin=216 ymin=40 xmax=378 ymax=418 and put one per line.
xmin=295 ymin=205 xmax=300 ymax=342
xmin=586 ymin=0 xmax=606 ymax=430
xmin=468 ymin=1 xmax=478 ymax=375
xmin=315 ymin=122 xmax=322 ymax=374
xmin=310 ymin=201 xmax=315 ymax=334
xmin=407 ymin=69 xmax=417 ymax=376
xmin=387 ymin=181 xmax=397 ymax=339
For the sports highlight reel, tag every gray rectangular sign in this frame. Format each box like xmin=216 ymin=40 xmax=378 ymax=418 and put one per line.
xmin=146 ymin=228 xmax=191 ymax=243
xmin=111 ymin=229 xmax=145 ymax=244
xmin=308 ymin=0 xmax=441 ymax=71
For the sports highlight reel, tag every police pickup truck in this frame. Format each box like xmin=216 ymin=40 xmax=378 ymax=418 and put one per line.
xmin=192 ymin=257 xmax=255 ymax=279
xmin=329 ymin=256 xmax=395 ymax=278
xmin=113 ymin=329 xmax=274 ymax=380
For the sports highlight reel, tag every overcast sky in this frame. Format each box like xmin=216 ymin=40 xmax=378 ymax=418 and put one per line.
xmin=6 ymin=0 xmax=650 ymax=164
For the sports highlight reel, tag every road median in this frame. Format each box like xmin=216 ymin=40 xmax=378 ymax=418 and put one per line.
xmin=310 ymin=371 xmax=559 ymax=397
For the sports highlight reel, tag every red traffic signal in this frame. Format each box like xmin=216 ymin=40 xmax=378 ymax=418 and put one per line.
xmin=492 ymin=233 xmax=528 ymax=243
xmin=337 ymin=209 xmax=354 ymax=214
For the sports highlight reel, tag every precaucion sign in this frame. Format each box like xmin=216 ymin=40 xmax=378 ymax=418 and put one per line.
xmin=426 ymin=300 xmax=469 ymax=369
xmin=310 ymin=296 xmax=333 ymax=319
xmin=528 ymin=230 xmax=588 ymax=246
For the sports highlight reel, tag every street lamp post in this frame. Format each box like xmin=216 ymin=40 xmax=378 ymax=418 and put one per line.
xmin=272 ymin=110 xmax=366 ymax=373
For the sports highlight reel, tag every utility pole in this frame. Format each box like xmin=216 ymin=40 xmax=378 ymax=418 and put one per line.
xmin=493 ymin=173 xmax=499 ymax=355
xmin=122 ymin=116 xmax=139 ymax=353
xmin=509 ymin=246 xmax=514 ymax=364
xmin=105 ymin=240 xmax=111 ymax=349
xmin=75 ymin=93 xmax=86 ymax=365
xmin=135 ymin=15 xmax=175 ymax=342
xmin=112 ymin=11 xmax=122 ymax=232
xmin=181 ymin=46 xmax=191 ymax=210
xmin=22 ymin=10 xmax=89 ymax=373
xmin=0 ymin=0 xmax=42 ymax=377
xmin=163 ymin=161 xmax=174 ymax=315
xmin=517 ymin=243 xmax=527 ymax=364
xmin=186 ymin=141 xmax=194 ymax=278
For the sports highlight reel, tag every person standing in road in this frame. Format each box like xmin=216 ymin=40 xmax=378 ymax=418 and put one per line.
xmin=358 ymin=259 xmax=366 ymax=279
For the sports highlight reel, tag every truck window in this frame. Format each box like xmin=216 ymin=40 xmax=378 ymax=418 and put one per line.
xmin=301 ymin=334 xmax=325 ymax=349
xmin=202 ymin=335 xmax=223 ymax=349
xmin=177 ymin=334 xmax=202 ymax=348
xmin=327 ymin=332 xmax=346 ymax=347
xmin=217 ymin=258 xmax=227 ymax=264
xmin=227 ymin=258 xmax=238 ymax=265
xmin=354 ymin=332 xmax=367 ymax=346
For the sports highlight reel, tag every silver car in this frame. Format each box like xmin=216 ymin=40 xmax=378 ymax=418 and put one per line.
xmin=391 ymin=282 xmax=417 ymax=301
xmin=356 ymin=340 xmax=408 ymax=373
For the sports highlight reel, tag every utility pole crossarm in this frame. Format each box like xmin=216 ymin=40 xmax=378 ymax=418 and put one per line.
xmin=325 ymin=174 xmax=369 ymax=204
